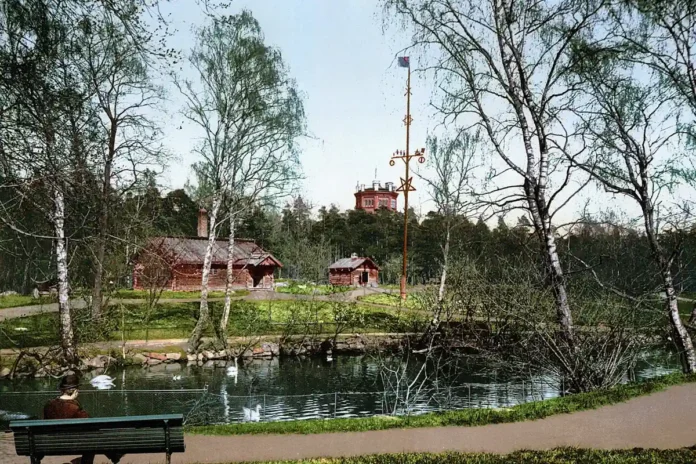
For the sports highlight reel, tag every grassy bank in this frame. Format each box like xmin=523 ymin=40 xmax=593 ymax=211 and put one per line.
xmin=357 ymin=293 xmax=420 ymax=309
xmin=0 ymin=300 xmax=420 ymax=348
xmin=0 ymin=294 xmax=51 ymax=310
xmin=275 ymin=284 xmax=351 ymax=295
xmin=188 ymin=373 xmax=696 ymax=436
xmin=234 ymin=448 xmax=696 ymax=464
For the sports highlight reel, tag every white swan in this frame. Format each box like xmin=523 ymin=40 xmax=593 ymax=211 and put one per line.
xmin=226 ymin=358 xmax=238 ymax=376
xmin=0 ymin=410 xmax=31 ymax=420
xmin=243 ymin=404 xmax=261 ymax=422
xmin=90 ymin=374 xmax=115 ymax=390
xmin=326 ymin=354 xmax=333 ymax=362
xmin=172 ymin=375 xmax=182 ymax=381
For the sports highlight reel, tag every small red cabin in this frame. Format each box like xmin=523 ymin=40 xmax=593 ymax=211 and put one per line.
xmin=131 ymin=209 xmax=282 ymax=291
xmin=328 ymin=254 xmax=379 ymax=287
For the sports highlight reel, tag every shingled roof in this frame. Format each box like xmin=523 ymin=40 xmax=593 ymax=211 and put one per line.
xmin=142 ymin=237 xmax=282 ymax=267
xmin=329 ymin=256 xmax=379 ymax=271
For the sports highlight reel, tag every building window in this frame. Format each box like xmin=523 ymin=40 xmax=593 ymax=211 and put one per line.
xmin=210 ymin=268 xmax=218 ymax=275
xmin=391 ymin=199 xmax=396 ymax=209
xmin=363 ymin=198 xmax=374 ymax=207
xmin=378 ymin=198 xmax=388 ymax=207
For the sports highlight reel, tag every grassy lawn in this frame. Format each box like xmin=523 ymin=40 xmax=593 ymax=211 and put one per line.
xmin=0 ymin=300 xmax=418 ymax=348
xmin=678 ymin=299 xmax=693 ymax=317
xmin=233 ymin=448 xmax=696 ymax=463
xmin=275 ymin=283 xmax=351 ymax=295
xmin=357 ymin=293 xmax=421 ymax=309
xmin=111 ymin=289 xmax=249 ymax=299
xmin=0 ymin=294 xmax=51 ymax=310
xmin=188 ymin=373 xmax=695 ymax=436
xmin=0 ymin=289 xmax=254 ymax=310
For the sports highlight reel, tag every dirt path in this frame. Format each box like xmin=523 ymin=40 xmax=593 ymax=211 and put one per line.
xmin=2 ymin=383 xmax=696 ymax=464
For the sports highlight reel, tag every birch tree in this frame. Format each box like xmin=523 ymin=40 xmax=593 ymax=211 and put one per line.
xmin=419 ymin=131 xmax=478 ymax=304
xmin=567 ymin=44 xmax=696 ymax=372
xmin=384 ymin=0 xmax=605 ymax=348
xmin=0 ymin=0 xmax=101 ymax=365
xmin=176 ymin=11 xmax=305 ymax=353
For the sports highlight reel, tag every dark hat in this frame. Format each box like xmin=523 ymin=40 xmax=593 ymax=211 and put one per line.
xmin=58 ymin=374 xmax=80 ymax=391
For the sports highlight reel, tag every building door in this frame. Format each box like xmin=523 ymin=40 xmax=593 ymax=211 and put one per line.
xmin=361 ymin=271 xmax=368 ymax=286
xmin=251 ymin=269 xmax=264 ymax=288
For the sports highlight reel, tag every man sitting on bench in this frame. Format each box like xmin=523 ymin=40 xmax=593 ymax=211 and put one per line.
xmin=43 ymin=374 xmax=122 ymax=464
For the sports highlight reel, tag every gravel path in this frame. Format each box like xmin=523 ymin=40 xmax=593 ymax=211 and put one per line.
xmin=2 ymin=382 xmax=696 ymax=464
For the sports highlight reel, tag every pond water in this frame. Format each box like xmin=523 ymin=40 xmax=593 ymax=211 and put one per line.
xmin=0 ymin=351 xmax=681 ymax=427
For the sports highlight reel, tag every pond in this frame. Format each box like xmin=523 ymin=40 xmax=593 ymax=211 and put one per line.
xmin=0 ymin=351 xmax=681 ymax=427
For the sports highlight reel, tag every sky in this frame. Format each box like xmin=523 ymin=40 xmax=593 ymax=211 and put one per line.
xmin=146 ymin=0 xmax=681 ymax=230
xmin=154 ymin=0 xmax=438 ymax=217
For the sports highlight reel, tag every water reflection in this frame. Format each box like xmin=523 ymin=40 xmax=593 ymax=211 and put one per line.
xmin=0 ymin=350 xmax=681 ymax=427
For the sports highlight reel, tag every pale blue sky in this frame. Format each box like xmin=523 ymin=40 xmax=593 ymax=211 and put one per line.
xmin=155 ymin=0 xmax=437 ymax=215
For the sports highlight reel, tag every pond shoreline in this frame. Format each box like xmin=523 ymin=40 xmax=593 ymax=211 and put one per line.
xmin=0 ymin=332 xmax=418 ymax=378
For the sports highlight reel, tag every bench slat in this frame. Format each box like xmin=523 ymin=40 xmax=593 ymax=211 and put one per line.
xmin=10 ymin=415 xmax=185 ymax=458
xmin=10 ymin=414 xmax=183 ymax=428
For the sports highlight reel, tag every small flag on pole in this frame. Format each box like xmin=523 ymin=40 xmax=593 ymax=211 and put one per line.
xmin=398 ymin=56 xmax=410 ymax=68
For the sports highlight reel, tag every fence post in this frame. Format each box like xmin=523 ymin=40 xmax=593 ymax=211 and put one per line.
xmin=334 ymin=392 xmax=337 ymax=418
xmin=263 ymin=395 xmax=266 ymax=421
xmin=522 ymin=380 xmax=525 ymax=403
xmin=468 ymin=384 xmax=471 ymax=407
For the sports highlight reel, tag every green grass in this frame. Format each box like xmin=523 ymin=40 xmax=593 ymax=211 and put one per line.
xmin=0 ymin=300 xmax=413 ymax=348
xmin=111 ymin=289 xmax=249 ymax=299
xmin=358 ymin=293 xmax=420 ymax=309
xmin=276 ymin=284 xmax=351 ymax=296
xmin=233 ymin=448 xmax=696 ymax=464
xmin=188 ymin=373 xmax=696 ymax=436
xmin=0 ymin=294 xmax=51 ymax=309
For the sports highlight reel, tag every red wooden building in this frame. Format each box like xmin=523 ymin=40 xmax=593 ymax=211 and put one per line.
xmin=328 ymin=254 xmax=380 ymax=287
xmin=354 ymin=180 xmax=398 ymax=213
xmin=132 ymin=210 xmax=282 ymax=291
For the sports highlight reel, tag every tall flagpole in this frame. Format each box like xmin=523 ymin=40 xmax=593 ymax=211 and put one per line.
xmin=390 ymin=57 xmax=425 ymax=301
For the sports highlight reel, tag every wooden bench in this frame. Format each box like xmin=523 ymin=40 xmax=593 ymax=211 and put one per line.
xmin=10 ymin=414 xmax=185 ymax=464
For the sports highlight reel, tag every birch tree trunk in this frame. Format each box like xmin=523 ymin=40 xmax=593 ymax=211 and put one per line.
xmin=219 ymin=212 xmax=236 ymax=347
xmin=663 ymin=267 xmax=696 ymax=372
xmin=188 ymin=194 xmax=221 ymax=353
xmin=643 ymin=205 xmax=696 ymax=372
xmin=54 ymin=188 xmax=77 ymax=365
xmin=437 ymin=226 xmax=450 ymax=305
xmin=526 ymin=179 xmax=574 ymax=347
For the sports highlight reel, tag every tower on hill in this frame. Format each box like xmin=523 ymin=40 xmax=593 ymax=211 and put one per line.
xmin=354 ymin=180 xmax=399 ymax=213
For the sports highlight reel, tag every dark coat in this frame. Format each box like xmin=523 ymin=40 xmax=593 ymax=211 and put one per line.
xmin=43 ymin=398 xmax=89 ymax=419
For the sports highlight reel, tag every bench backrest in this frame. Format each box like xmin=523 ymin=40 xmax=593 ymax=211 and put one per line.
xmin=10 ymin=414 xmax=185 ymax=457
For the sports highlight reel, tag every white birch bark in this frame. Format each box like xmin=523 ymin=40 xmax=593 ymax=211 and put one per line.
xmin=437 ymin=226 xmax=450 ymax=305
xmin=493 ymin=0 xmax=574 ymax=345
xmin=219 ymin=212 xmax=236 ymax=343
xmin=54 ymin=188 xmax=76 ymax=365
xmin=188 ymin=194 xmax=221 ymax=352
xmin=643 ymin=205 xmax=696 ymax=372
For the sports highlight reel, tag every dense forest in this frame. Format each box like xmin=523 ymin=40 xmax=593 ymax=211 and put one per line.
xmin=3 ymin=182 xmax=694 ymax=302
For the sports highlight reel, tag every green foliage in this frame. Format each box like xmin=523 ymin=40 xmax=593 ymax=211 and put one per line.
xmin=188 ymin=373 xmax=696 ymax=436
xmin=232 ymin=448 xmax=696 ymax=464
